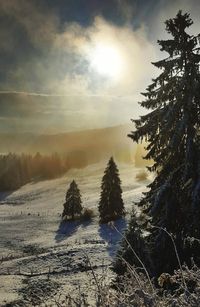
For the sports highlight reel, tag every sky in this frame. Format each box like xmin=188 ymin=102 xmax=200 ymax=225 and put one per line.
xmin=0 ymin=0 xmax=200 ymax=134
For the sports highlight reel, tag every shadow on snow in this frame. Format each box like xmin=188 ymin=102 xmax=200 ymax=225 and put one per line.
xmin=0 ymin=191 xmax=15 ymax=204
xmin=55 ymin=219 xmax=91 ymax=243
xmin=98 ymin=218 xmax=127 ymax=257
xmin=55 ymin=220 xmax=82 ymax=243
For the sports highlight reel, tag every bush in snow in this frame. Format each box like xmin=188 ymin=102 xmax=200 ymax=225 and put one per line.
xmin=81 ymin=208 xmax=94 ymax=221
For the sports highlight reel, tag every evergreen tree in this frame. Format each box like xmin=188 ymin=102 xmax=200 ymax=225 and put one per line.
xmin=113 ymin=209 xmax=153 ymax=278
xmin=115 ymin=11 xmax=200 ymax=277
xmin=99 ymin=157 xmax=125 ymax=223
xmin=62 ymin=180 xmax=82 ymax=220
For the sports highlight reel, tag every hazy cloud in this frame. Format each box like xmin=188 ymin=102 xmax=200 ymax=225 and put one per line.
xmin=0 ymin=0 xmax=199 ymax=133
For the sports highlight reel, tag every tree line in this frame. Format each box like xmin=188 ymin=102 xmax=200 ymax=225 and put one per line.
xmin=0 ymin=150 xmax=92 ymax=191
xmin=0 ymin=148 xmax=141 ymax=193
xmin=0 ymin=146 xmax=129 ymax=192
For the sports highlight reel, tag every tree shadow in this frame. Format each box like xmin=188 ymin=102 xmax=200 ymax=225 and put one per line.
xmin=98 ymin=218 xmax=127 ymax=257
xmin=55 ymin=220 xmax=82 ymax=243
xmin=0 ymin=191 xmax=14 ymax=203
xmin=81 ymin=219 xmax=92 ymax=229
xmin=55 ymin=218 xmax=92 ymax=243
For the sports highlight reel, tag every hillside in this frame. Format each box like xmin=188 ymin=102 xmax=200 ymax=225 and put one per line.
xmin=0 ymin=125 xmax=135 ymax=163
xmin=0 ymin=162 xmax=151 ymax=306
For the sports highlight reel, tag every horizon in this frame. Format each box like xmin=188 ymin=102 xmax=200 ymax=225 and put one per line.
xmin=0 ymin=121 xmax=131 ymax=135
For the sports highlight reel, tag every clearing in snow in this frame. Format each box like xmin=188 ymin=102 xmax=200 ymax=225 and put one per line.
xmin=0 ymin=162 xmax=150 ymax=306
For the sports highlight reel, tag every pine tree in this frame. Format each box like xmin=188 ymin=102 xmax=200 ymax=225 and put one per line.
xmin=99 ymin=157 xmax=125 ymax=223
xmin=113 ymin=209 xmax=153 ymax=278
xmin=62 ymin=180 xmax=82 ymax=220
xmin=115 ymin=11 xmax=200 ymax=277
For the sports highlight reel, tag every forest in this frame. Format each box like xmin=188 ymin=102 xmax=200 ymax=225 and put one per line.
xmin=0 ymin=151 xmax=90 ymax=191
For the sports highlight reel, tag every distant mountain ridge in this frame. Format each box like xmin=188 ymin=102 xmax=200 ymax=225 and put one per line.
xmin=0 ymin=124 xmax=135 ymax=163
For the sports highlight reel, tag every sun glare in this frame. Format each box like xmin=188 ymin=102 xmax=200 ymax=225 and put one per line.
xmin=90 ymin=43 xmax=123 ymax=79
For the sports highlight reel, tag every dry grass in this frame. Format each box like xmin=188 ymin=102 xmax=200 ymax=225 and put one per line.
xmin=51 ymin=263 xmax=200 ymax=306
xmin=53 ymin=228 xmax=200 ymax=306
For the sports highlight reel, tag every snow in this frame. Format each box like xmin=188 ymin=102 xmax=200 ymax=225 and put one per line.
xmin=0 ymin=162 xmax=150 ymax=306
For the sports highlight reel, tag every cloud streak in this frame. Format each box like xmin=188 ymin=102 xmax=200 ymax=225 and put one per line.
xmin=0 ymin=91 xmax=135 ymax=98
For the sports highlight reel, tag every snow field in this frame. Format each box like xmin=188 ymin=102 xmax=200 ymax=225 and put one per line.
xmin=0 ymin=162 xmax=150 ymax=306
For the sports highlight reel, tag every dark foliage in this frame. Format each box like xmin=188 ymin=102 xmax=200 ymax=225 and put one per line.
xmin=0 ymin=152 xmax=66 ymax=191
xmin=99 ymin=157 xmax=125 ymax=223
xmin=113 ymin=210 xmax=153 ymax=277
xmin=115 ymin=11 xmax=200 ymax=278
xmin=62 ymin=180 xmax=83 ymax=220
xmin=81 ymin=208 xmax=94 ymax=221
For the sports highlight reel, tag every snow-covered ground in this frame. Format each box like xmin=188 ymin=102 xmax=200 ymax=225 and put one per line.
xmin=0 ymin=162 xmax=150 ymax=306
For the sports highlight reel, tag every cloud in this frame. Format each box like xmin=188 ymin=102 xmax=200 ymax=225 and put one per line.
xmin=0 ymin=0 xmax=157 ymax=94
xmin=0 ymin=0 xmax=199 ymax=133
xmin=0 ymin=90 xmax=141 ymax=133
xmin=0 ymin=7 xmax=164 ymax=134
xmin=0 ymin=0 xmax=58 ymax=47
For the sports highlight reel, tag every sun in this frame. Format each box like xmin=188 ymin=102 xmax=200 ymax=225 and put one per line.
xmin=90 ymin=43 xmax=123 ymax=79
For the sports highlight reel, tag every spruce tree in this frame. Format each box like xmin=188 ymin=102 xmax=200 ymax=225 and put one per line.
xmin=115 ymin=11 xmax=200 ymax=277
xmin=113 ymin=209 xmax=153 ymax=277
xmin=62 ymin=180 xmax=82 ymax=220
xmin=99 ymin=157 xmax=125 ymax=223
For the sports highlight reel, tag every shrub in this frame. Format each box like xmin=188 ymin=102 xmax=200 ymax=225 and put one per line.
xmin=81 ymin=208 xmax=94 ymax=221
